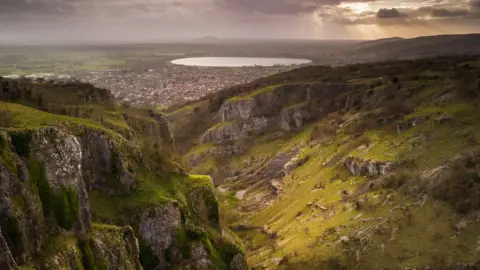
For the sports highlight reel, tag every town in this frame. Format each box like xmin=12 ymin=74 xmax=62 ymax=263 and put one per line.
xmin=75 ymin=64 xmax=293 ymax=107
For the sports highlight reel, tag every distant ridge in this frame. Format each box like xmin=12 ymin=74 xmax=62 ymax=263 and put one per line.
xmin=352 ymin=33 xmax=480 ymax=60
xmin=355 ymin=37 xmax=405 ymax=49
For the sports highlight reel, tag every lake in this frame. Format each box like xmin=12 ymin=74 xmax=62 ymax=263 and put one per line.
xmin=171 ymin=57 xmax=312 ymax=67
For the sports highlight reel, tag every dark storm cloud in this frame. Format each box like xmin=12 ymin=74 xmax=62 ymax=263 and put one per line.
xmin=376 ymin=8 xmax=407 ymax=19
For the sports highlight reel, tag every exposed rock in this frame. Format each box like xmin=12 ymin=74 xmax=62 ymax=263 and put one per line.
xmin=138 ymin=203 xmax=181 ymax=269
xmin=200 ymin=117 xmax=272 ymax=144
xmin=0 ymin=228 xmax=17 ymax=270
xmin=202 ymin=83 xmax=353 ymax=144
xmin=343 ymin=156 xmax=397 ymax=177
xmin=230 ymin=253 xmax=248 ymax=270
xmin=124 ymin=111 xmax=176 ymax=149
xmin=435 ymin=114 xmax=455 ymax=125
xmin=0 ymin=159 xmax=45 ymax=264
xmin=339 ymin=236 xmax=350 ymax=244
xmin=218 ymin=99 xmax=259 ymax=122
xmin=81 ymin=131 xmax=138 ymax=195
xmin=187 ymin=185 xmax=220 ymax=227
xmin=280 ymin=103 xmax=314 ymax=131
xmin=184 ymin=241 xmax=212 ymax=270
xmin=283 ymin=153 xmax=309 ymax=176
xmin=88 ymin=226 xmax=142 ymax=270
xmin=42 ymin=239 xmax=83 ymax=270
xmin=30 ymin=128 xmax=92 ymax=233
xmin=397 ymin=116 xmax=430 ymax=133
xmin=188 ymin=143 xmax=249 ymax=168
xmin=235 ymin=190 xmax=247 ymax=200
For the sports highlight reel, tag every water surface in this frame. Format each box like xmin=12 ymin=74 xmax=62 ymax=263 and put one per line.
xmin=171 ymin=57 xmax=312 ymax=67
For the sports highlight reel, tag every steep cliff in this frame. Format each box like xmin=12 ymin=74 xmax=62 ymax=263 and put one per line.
xmin=0 ymin=78 xmax=247 ymax=270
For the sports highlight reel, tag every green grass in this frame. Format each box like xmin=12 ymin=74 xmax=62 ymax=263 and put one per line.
xmin=187 ymin=142 xmax=215 ymax=156
xmin=227 ymin=85 xmax=280 ymax=102
xmin=0 ymin=102 xmax=123 ymax=139
xmin=0 ymin=49 xmax=127 ymax=75
xmin=89 ymin=173 xmax=213 ymax=222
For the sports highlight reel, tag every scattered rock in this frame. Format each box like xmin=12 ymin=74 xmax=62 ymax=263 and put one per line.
xmin=339 ymin=236 xmax=350 ymax=244
xmin=397 ymin=116 xmax=430 ymax=133
xmin=343 ymin=156 xmax=397 ymax=177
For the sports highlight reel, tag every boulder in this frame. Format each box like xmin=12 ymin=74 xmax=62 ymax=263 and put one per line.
xmin=343 ymin=156 xmax=396 ymax=177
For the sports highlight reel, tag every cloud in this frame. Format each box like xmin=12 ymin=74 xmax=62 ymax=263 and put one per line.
xmin=472 ymin=0 xmax=480 ymax=8
xmin=415 ymin=7 xmax=469 ymax=18
xmin=0 ymin=0 xmax=478 ymax=43
xmin=376 ymin=8 xmax=407 ymax=19
xmin=431 ymin=8 xmax=468 ymax=17
xmin=215 ymin=0 xmax=325 ymax=15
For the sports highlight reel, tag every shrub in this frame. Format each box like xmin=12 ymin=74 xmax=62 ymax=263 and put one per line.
xmin=10 ymin=132 xmax=32 ymax=158
xmin=426 ymin=148 xmax=480 ymax=214
xmin=0 ymin=111 xmax=15 ymax=128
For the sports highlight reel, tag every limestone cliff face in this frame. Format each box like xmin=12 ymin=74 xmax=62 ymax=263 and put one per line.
xmin=0 ymin=126 xmax=247 ymax=270
xmin=200 ymin=118 xmax=272 ymax=144
xmin=200 ymin=83 xmax=352 ymax=144
xmin=81 ymin=131 xmax=138 ymax=195
xmin=138 ymin=203 xmax=182 ymax=268
xmin=30 ymin=128 xmax=92 ymax=233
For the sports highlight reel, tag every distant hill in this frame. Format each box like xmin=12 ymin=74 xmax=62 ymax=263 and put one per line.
xmin=351 ymin=33 xmax=480 ymax=60
xmin=354 ymin=37 xmax=404 ymax=50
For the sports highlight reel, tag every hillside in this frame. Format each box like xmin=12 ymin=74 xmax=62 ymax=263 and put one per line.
xmin=169 ymin=55 xmax=480 ymax=269
xmin=0 ymin=78 xmax=248 ymax=269
xmin=349 ymin=34 xmax=480 ymax=61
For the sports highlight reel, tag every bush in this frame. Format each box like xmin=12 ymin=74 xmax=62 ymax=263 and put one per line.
xmin=375 ymin=170 xmax=418 ymax=190
xmin=0 ymin=111 xmax=15 ymax=128
xmin=10 ymin=132 xmax=32 ymax=158
xmin=427 ymin=148 xmax=480 ymax=214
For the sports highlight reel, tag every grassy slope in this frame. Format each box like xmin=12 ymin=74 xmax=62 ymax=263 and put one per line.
xmin=178 ymin=56 xmax=480 ymax=269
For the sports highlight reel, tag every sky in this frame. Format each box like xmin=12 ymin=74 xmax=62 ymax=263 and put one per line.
xmin=0 ymin=0 xmax=479 ymax=44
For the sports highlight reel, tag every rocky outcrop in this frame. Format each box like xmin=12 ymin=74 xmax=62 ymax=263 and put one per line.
xmin=218 ymin=99 xmax=259 ymax=122
xmin=29 ymin=128 xmax=92 ymax=233
xmin=124 ymin=111 xmax=176 ymax=148
xmin=138 ymin=203 xmax=182 ymax=269
xmin=187 ymin=186 xmax=220 ymax=227
xmin=200 ymin=118 xmax=272 ymax=144
xmin=201 ymin=83 xmax=353 ymax=144
xmin=1 ymin=127 xmax=245 ymax=269
xmin=87 ymin=226 xmax=142 ymax=270
xmin=0 ymin=228 xmax=17 ymax=270
xmin=279 ymin=103 xmax=314 ymax=131
xmin=81 ymin=131 xmax=138 ymax=195
xmin=343 ymin=156 xmax=396 ymax=177
xmin=42 ymin=239 xmax=83 ymax=270
xmin=397 ymin=115 xmax=430 ymax=133
xmin=283 ymin=153 xmax=309 ymax=176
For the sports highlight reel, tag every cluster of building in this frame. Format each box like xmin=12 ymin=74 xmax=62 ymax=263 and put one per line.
xmin=74 ymin=64 xmax=290 ymax=107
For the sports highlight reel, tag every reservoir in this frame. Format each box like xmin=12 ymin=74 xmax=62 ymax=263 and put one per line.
xmin=171 ymin=57 xmax=312 ymax=67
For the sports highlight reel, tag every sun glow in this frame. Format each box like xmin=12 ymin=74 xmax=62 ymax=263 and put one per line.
xmin=339 ymin=2 xmax=371 ymax=14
